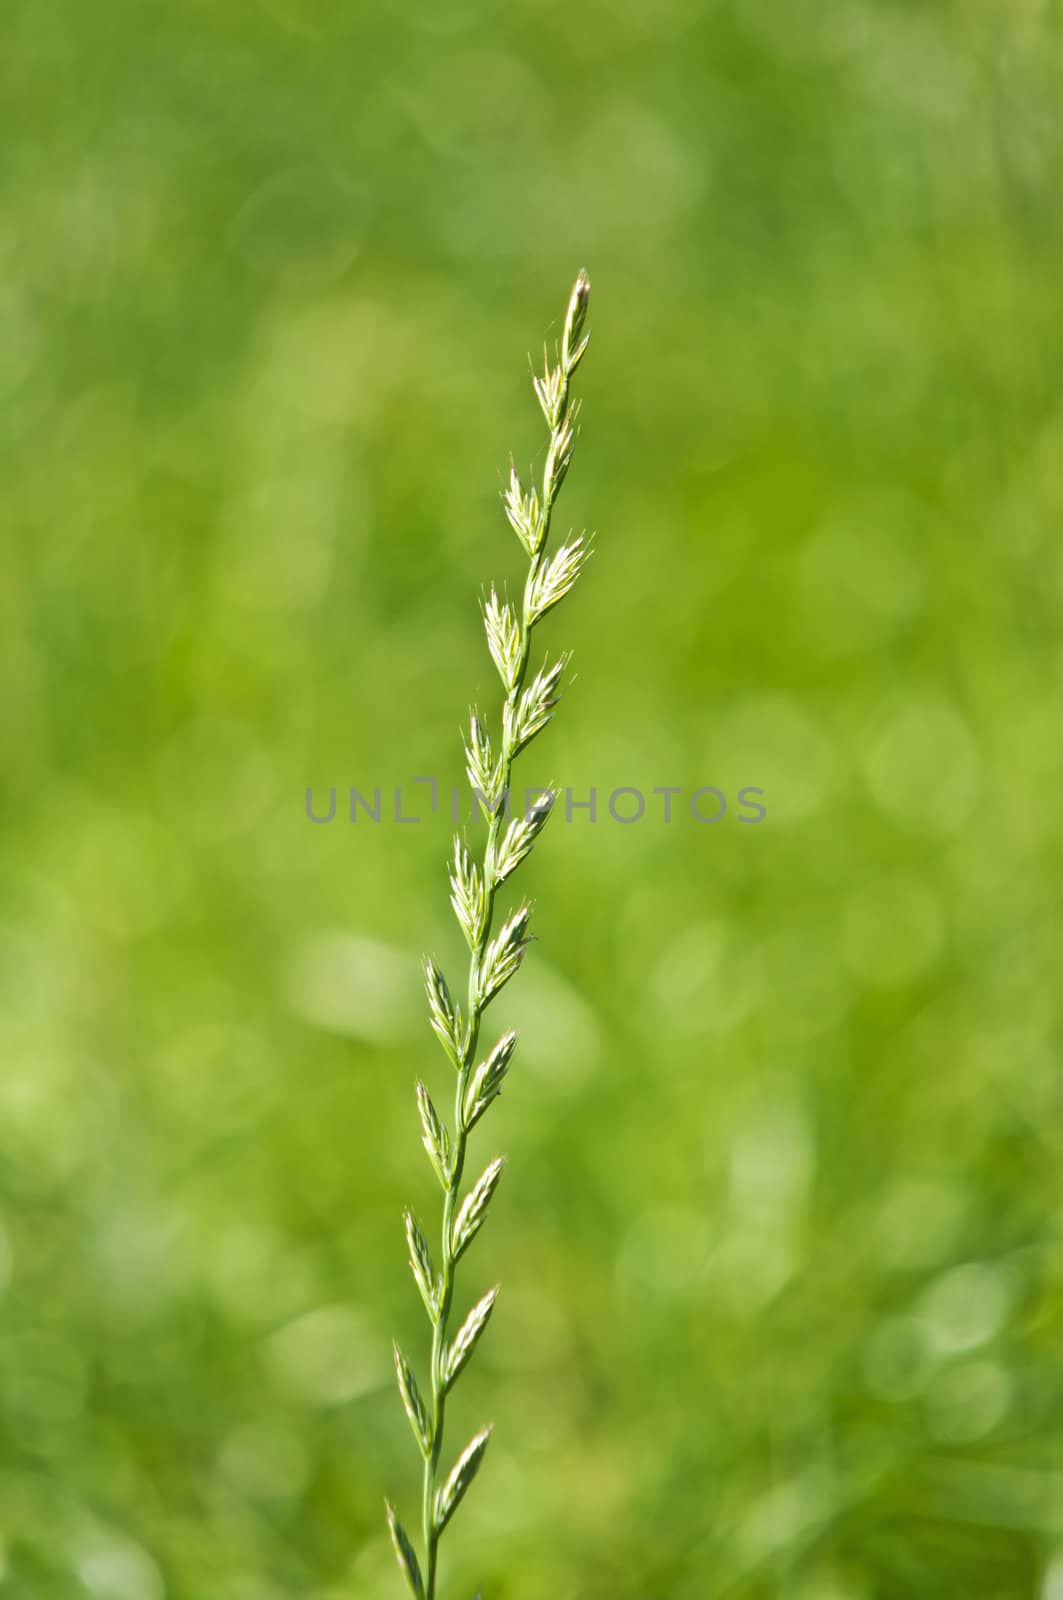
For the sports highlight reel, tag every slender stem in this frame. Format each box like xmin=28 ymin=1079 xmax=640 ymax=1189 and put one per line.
xmin=421 ymin=544 xmax=546 ymax=1598
xmin=422 ymin=1127 xmax=462 ymax=1596
xmin=414 ymin=272 xmax=588 ymax=1599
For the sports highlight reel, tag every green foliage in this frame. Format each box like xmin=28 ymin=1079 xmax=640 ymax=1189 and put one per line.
xmin=2 ymin=2 xmax=1063 ymax=1596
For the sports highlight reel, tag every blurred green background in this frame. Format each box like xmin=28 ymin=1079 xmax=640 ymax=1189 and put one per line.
xmin=3 ymin=1 xmax=1063 ymax=1596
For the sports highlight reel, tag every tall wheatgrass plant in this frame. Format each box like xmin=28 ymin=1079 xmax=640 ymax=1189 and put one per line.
xmin=386 ymin=274 xmax=593 ymax=1599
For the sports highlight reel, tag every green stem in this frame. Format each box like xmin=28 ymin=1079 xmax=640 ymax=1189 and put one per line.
xmin=419 ymin=327 xmax=577 ymax=1600
xmin=420 ymin=562 xmax=540 ymax=1599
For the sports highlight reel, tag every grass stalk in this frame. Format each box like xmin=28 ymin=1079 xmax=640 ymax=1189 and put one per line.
xmin=386 ymin=272 xmax=593 ymax=1600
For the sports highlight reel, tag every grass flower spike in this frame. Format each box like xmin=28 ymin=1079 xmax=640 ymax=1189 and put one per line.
xmin=387 ymin=273 xmax=593 ymax=1600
